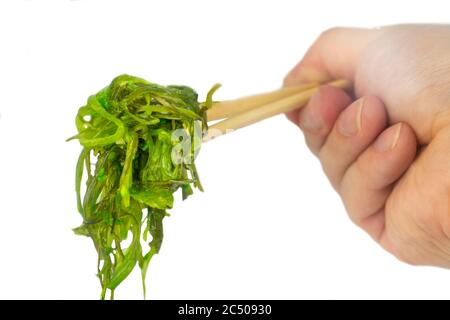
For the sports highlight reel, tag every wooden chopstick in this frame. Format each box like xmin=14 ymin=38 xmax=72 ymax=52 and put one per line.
xmin=207 ymin=82 xmax=318 ymax=121
xmin=204 ymin=79 xmax=350 ymax=141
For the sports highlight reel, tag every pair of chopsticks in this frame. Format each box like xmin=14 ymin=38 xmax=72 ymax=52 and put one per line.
xmin=204 ymin=79 xmax=350 ymax=141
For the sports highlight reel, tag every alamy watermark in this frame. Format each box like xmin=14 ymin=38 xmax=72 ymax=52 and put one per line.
xmin=170 ymin=121 xmax=233 ymax=165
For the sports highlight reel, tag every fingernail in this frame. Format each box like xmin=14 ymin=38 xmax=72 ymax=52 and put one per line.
xmin=301 ymin=90 xmax=323 ymax=132
xmin=338 ymin=98 xmax=364 ymax=136
xmin=374 ymin=123 xmax=402 ymax=151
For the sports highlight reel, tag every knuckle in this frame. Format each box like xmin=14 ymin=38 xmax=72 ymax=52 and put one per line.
xmin=319 ymin=156 xmax=341 ymax=191
xmin=317 ymin=27 xmax=345 ymax=42
xmin=385 ymin=235 xmax=422 ymax=266
xmin=392 ymin=249 xmax=421 ymax=266
xmin=303 ymin=135 xmax=320 ymax=156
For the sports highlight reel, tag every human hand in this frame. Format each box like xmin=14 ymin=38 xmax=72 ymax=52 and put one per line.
xmin=284 ymin=25 xmax=450 ymax=267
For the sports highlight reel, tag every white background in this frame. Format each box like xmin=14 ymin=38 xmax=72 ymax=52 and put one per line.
xmin=0 ymin=0 xmax=449 ymax=299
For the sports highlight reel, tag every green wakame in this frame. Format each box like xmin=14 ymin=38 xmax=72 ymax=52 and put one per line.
xmin=69 ymin=74 xmax=219 ymax=299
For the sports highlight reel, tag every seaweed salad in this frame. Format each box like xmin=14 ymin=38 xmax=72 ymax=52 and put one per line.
xmin=68 ymin=74 xmax=219 ymax=299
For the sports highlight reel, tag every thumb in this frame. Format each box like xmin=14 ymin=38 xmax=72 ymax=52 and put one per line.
xmin=284 ymin=27 xmax=383 ymax=86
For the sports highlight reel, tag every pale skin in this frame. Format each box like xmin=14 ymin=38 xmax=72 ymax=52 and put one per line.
xmin=284 ymin=24 xmax=450 ymax=267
